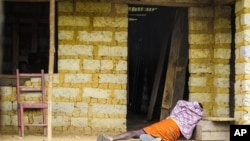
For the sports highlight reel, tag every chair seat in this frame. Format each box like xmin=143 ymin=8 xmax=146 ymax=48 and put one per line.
xmin=19 ymin=87 xmax=42 ymax=91
xmin=19 ymin=103 xmax=48 ymax=109
xmin=25 ymin=123 xmax=47 ymax=127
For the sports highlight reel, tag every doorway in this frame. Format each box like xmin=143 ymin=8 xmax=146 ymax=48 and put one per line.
xmin=127 ymin=5 xmax=189 ymax=130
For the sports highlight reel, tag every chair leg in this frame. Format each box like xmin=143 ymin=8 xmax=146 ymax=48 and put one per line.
xmin=42 ymin=109 xmax=47 ymax=136
xmin=20 ymin=107 xmax=24 ymax=137
xmin=17 ymin=108 xmax=21 ymax=136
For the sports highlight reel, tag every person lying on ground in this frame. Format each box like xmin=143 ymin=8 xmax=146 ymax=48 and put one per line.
xmin=97 ymin=100 xmax=204 ymax=141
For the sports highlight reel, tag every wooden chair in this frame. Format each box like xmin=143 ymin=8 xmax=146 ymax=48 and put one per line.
xmin=16 ymin=69 xmax=48 ymax=137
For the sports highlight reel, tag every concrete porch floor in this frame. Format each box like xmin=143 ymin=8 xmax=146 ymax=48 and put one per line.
xmin=0 ymin=134 xmax=143 ymax=141
xmin=0 ymin=134 xmax=196 ymax=141
xmin=0 ymin=114 xmax=151 ymax=141
xmin=3 ymin=114 xmax=231 ymax=141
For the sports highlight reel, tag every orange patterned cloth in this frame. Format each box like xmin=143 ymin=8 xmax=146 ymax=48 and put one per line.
xmin=143 ymin=118 xmax=180 ymax=141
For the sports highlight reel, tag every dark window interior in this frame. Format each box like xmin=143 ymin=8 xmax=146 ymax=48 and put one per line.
xmin=2 ymin=2 xmax=57 ymax=74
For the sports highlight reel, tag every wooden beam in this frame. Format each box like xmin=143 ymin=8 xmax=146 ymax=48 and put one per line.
xmin=125 ymin=0 xmax=213 ymax=7
xmin=4 ymin=0 xmax=234 ymax=7
xmin=3 ymin=0 xmax=52 ymax=2
xmin=214 ymin=0 xmax=235 ymax=5
xmin=47 ymin=0 xmax=55 ymax=140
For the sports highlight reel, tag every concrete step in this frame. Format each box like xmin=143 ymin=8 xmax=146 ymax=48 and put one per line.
xmin=191 ymin=117 xmax=234 ymax=141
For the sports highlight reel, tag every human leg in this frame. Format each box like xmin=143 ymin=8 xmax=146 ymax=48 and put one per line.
xmin=111 ymin=129 xmax=145 ymax=140
xmin=97 ymin=133 xmax=111 ymax=141
xmin=143 ymin=118 xmax=180 ymax=141
xmin=140 ymin=134 xmax=157 ymax=141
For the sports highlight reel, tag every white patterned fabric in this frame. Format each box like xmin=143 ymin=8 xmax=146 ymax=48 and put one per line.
xmin=169 ymin=100 xmax=204 ymax=139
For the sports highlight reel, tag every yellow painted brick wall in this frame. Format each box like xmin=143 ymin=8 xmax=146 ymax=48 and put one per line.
xmin=212 ymin=6 xmax=232 ymax=117
xmin=0 ymin=0 xmax=128 ymax=135
xmin=55 ymin=0 xmax=128 ymax=135
xmin=0 ymin=0 xmax=242 ymax=136
xmin=188 ymin=6 xmax=232 ymax=117
xmin=234 ymin=0 xmax=250 ymax=124
xmin=0 ymin=80 xmax=47 ymax=134
xmin=188 ymin=6 xmax=215 ymax=116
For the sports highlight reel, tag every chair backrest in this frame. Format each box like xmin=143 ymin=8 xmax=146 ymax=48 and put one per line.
xmin=16 ymin=69 xmax=46 ymax=104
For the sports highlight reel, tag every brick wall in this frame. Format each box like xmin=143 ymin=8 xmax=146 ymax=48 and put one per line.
xmin=213 ymin=6 xmax=232 ymax=117
xmin=0 ymin=1 xmax=128 ymax=135
xmin=55 ymin=1 xmax=128 ymax=134
xmin=188 ymin=7 xmax=215 ymax=116
xmin=188 ymin=6 xmax=232 ymax=117
xmin=1 ymin=0 xmax=249 ymax=136
xmin=234 ymin=0 xmax=250 ymax=125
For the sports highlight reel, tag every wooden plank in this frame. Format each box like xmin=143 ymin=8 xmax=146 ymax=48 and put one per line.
xmin=146 ymin=8 xmax=177 ymax=121
xmin=146 ymin=33 xmax=171 ymax=121
xmin=170 ymin=8 xmax=189 ymax=109
xmin=160 ymin=12 xmax=180 ymax=119
xmin=160 ymin=8 xmax=188 ymax=119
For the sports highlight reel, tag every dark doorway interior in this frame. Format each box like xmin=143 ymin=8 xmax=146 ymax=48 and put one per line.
xmin=127 ymin=5 xmax=189 ymax=130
